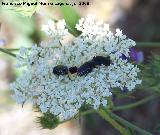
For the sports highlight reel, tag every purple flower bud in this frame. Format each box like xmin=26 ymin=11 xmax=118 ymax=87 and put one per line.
xmin=120 ymin=48 xmax=144 ymax=64
xmin=135 ymin=51 xmax=144 ymax=64
xmin=0 ymin=39 xmax=6 ymax=46
xmin=130 ymin=48 xmax=144 ymax=64
xmin=130 ymin=48 xmax=137 ymax=60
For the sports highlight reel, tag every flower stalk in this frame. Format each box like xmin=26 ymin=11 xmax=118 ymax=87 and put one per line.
xmin=108 ymin=111 xmax=153 ymax=135
xmin=0 ymin=48 xmax=17 ymax=58
xmin=97 ymin=108 xmax=130 ymax=135
xmin=112 ymin=94 xmax=158 ymax=111
xmin=137 ymin=42 xmax=160 ymax=47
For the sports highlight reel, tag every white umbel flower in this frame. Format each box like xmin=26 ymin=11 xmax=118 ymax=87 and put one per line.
xmin=10 ymin=15 xmax=141 ymax=121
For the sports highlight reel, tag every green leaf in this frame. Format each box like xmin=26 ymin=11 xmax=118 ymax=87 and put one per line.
xmin=52 ymin=0 xmax=81 ymax=36
xmin=4 ymin=0 xmax=40 ymax=17
xmin=141 ymin=54 xmax=160 ymax=93
xmin=1 ymin=9 xmax=35 ymax=35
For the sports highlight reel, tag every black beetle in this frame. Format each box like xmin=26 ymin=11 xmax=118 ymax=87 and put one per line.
xmin=92 ymin=56 xmax=111 ymax=66
xmin=53 ymin=65 xmax=68 ymax=75
xmin=69 ymin=66 xmax=78 ymax=74
xmin=77 ymin=61 xmax=96 ymax=76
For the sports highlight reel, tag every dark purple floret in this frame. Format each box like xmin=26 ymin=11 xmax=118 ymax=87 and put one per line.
xmin=121 ymin=87 xmax=128 ymax=93
xmin=120 ymin=54 xmax=129 ymax=61
xmin=69 ymin=66 xmax=78 ymax=74
xmin=77 ymin=61 xmax=96 ymax=76
xmin=92 ymin=56 xmax=111 ymax=66
xmin=53 ymin=65 xmax=68 ymax=75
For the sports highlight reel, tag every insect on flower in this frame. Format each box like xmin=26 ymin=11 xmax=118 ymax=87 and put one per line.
xmin=69 ymin=66 xmax=78 ymax=74
xmin=77 ymin=61 xmax=96 ymax=76
xmin=92 ymin=56 xmax=111 ymax=66
xmin=53 ymin=65 xmax=68 ymax=75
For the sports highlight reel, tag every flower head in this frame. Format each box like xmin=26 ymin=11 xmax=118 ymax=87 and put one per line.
xmin=10 ymin=15 xmax=141 ymax=121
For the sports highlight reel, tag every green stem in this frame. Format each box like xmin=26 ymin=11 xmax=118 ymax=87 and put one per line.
xmin=6 ymin=48 xmax=20 ymax=51
xmin=112 ymin=95 xmax=157 ymax=111
xmin=0 ymin=48 xmax=16 ymax=58
xmin=97 ymin=109 xmax=129 ymax=135
xmin=137 ymin=42 xmax=160 ymax=47
xmin=108 ymin=112 xmax=153 ymax=135
xmin=81 ymin=109 xmax=95 ymax=115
